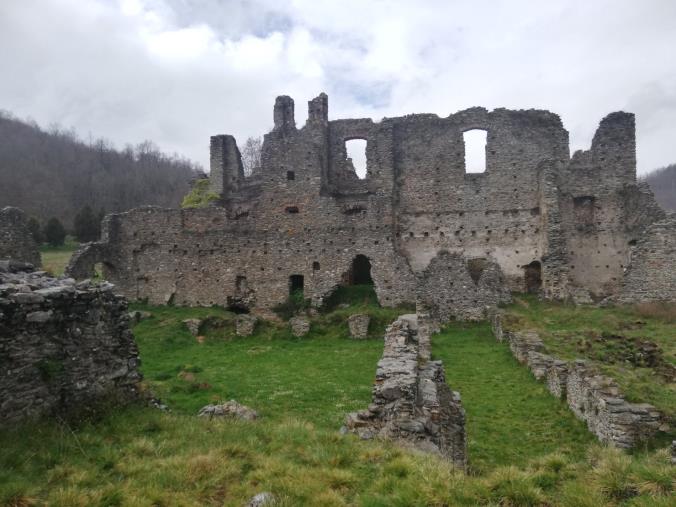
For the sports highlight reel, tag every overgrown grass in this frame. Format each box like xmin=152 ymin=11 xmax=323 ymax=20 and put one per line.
xmin=1 ymin=288 xmax=674 ymax=505
xmin=433 ymin=321 xmax=594 ymax=473
xmin=505 ymin=295 xmax=676 ymax=424
xmin=1 ymin=408 xmax=672 ymax=506
xmin=40 ymin=237 xmax=78 ymax=275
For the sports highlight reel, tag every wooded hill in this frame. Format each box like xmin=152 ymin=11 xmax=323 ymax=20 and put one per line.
xmin=644 ymin=164 xmax=676 ymax=211
xmin=0 ymin=111 xmax=202 ymax=227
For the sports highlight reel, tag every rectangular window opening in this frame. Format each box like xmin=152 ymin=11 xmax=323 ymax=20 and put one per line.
xmin=463 ymin=130 xmax=487 ymax=174
xmin=345 ymin=139 xmax=367 ymax=179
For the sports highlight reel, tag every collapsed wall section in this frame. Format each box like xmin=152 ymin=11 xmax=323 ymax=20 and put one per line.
xmin=345 ymin=314 xmax=467 ymax=469
xmin=0 ymin=207 xmax=40 ymax=266
xmin=0 ymin=264 xmax=141 ymax=424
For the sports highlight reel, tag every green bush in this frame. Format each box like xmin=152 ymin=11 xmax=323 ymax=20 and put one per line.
xmin=43 ymin=217 xmax=66 ymax=246
xmin=272 ymin=289 xmax=310 ymax=320
xmin=181 ymin=178 xmax=219 ymax=208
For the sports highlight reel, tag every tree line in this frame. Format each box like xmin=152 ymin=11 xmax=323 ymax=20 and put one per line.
xmin=643 ymin=164 xmax=676 ymax=211
xmin=0 ymin=110 xmax=203 ymax=237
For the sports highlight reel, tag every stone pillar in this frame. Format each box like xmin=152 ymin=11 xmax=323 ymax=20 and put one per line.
xmin=273 ymin=96 xmax=295 ymax=131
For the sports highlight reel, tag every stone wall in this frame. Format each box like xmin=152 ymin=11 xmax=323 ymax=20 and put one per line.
xmin=490 ymin=312 xmax=662 ymax=448
xmin=0 ymin=264 xmax=141 ymax=424
xmin=616 ymin=215 xmax=676 ymax=303
xmin=416 ymin=251 xmax=511 ymax=322
xmin=0 ymin=207 xmax=40 ymax=266
xmin=66 ymin=94 xmax=671 ymax=311
xmin=345 ymin=314 xmax=466 ymax=469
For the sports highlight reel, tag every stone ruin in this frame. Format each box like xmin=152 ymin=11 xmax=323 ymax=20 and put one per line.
xmin=344 ymin=313 xmax=467 ymax=469
xmin=0 ymin=262 xmax=141 ymax=424
xmin=490 ymin=312 xmax=663 ymax=448
xmin=65 ymin=93 xmax=675 ymax=318
xmin=0 ymin=206 xmax=40 ymax=267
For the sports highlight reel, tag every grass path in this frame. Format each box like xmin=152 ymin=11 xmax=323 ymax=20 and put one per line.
xmin=433 ymin=322 xmax=594 ymax=473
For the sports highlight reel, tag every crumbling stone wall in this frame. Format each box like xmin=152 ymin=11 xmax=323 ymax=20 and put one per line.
xmin=0 ymin=264 xmax=141 ymax=423
xmin=616 ymin=215 xmax=676 ymax=303
xmin=416 ymin=251 xmax=511 ymax=322
xmin=0 ymin=207 xmax=40 ymax=266
xmin=345 ymin=314 xmax=466 ymax=469
xmin=67 ymin=94 xmax=671 ymax=311
xmin=490 ymin=312 xmax=662 ymax=448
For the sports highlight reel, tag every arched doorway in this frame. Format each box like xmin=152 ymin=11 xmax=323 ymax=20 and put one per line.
xmin=345 ymin=254 xmax=373 ymax=285
xmin=523 ymin=261 xmax=542 ymax=294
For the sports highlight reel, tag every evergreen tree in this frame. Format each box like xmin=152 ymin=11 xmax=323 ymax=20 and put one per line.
xmin=27 ymin=216 xmax=44 ymax=244
xmin=43 ymin=217 xmax=66 ymax=246
xmin=73 ymin=205 xmax=100 ymax=242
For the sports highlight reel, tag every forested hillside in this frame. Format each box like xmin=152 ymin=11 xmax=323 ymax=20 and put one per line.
xmin=644 ymin=164 xmax=676 ymax=211
xmin=0 ymin=111 xmax=202 ymax=227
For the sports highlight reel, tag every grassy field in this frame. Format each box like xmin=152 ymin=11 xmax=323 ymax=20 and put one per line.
xmin=0 ymin=288 xmax=674 ymax=505
xmin=40 ymin=238 xmax=78 ymax=276
xmin=505 ymin=296 xmax=676 ymax=424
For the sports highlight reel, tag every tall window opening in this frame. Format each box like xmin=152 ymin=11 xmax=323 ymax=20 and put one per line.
xmin=345 ymin=139 xmax=367 ymax=179
xmin=289 ymin=274 xmax=304 ymax=296
xmin=463 ymin=129 xmax=487 ymax=173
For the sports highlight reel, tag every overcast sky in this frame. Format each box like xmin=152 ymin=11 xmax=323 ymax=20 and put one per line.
xmin=1 ymin=0 xmax=675 ymax=175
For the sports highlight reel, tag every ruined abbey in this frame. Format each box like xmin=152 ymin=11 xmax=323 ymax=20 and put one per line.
xmin=66 ymin=93 xmax=676 ymax=316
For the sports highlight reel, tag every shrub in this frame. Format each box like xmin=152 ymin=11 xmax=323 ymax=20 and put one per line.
xmin=73 ymin=205 xmax=101 ymax=242
xmin=27 ymin=216 xmax=44 ymax=244
xmin=43 ymin=217 xmax=66 ymax=246
xmin=272 ymin=289 xmax=310 ymax=320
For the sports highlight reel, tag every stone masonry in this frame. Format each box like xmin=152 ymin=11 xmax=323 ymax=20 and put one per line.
xmin=490 ymin=312 xmax=662 ymax=448
xmin=0 ymin=206 xmax=40 ymax=266
xmin=66 ymin=94 xmax=675 ymax=313
xmin=0 ymin=263 xmax=141 ymax=424
xmin=345 ymin=314 xmax=467 ymax=469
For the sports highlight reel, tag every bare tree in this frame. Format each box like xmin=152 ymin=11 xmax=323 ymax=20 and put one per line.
xmin=241 ymin=136 xmax=262 ymax=176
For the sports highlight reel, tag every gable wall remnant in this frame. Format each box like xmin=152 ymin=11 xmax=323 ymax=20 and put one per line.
xmin=66 ymin=94 xmax=675 ymax=312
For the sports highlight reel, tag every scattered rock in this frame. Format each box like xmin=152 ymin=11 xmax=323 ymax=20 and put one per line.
xmin=347 ymin=314 xmax=370 ymax=339
xmin=235 ymin=314 xmax=258 ymax=336
xmin=198 ymin=400 xmax=258 ymax=421
xmin=289 ymin=316 xmax=310 ymax=337
xmin=247 ymin=492 xmax=275 ymax=507
xmin=128 ymin=310 xmax=152 ymax=324
xmin=182 ymin=318 xmax=202 ymax=336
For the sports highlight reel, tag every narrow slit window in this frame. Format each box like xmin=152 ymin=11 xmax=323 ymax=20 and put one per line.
xmin=345 ymin=139 xmax=367 ymax=179
xmin=463 ymin=129 xmax=487 ymax=173
xmin=286 ymin=170 xmax=295 ymax=180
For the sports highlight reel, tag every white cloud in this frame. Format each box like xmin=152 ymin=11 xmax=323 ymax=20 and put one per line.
xmin=1 ymin=0 xmax=675 ymax=174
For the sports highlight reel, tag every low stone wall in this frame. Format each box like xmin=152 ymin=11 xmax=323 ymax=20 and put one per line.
xmin=489 ymin=312 xmax=662 ymax=448
xmin=344 ymin=314 xmax=466 ymax=469
xmin=0 ymin=264 xmax=141 ymax=424
xmin=0 ymin=207 xmax=40 ymax=266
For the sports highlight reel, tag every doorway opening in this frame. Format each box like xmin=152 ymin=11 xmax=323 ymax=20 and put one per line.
xmin=523 ymin=261 xmax=542 ymax=293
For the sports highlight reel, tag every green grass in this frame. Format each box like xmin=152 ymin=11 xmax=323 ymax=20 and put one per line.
xmin=40 ymin=238 xmax=78 ymax=276
xmin=433 ymin=321 xmax=594 ymax=473
xmin=1 ymin=288 xmax=674 ymax=505
xmin=505 ymin=296 xmax=676 ymax=423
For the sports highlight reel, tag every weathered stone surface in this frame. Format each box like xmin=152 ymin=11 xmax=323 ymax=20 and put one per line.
xmin=289 ymin=316 xmax=310 ymax=337
xmin=235 ymin=314 xmax=258 ymax=336
xmin=0 ymin=265 xmax=141 ymax=424
xmin=0 ymin=207 xmax=40 ymax=267
xmin=182 ymin=318 xmax=202 ymax=336
xmin=64 ymin=96 xmax=673 ymax=313
xmin=347 ymin=313 xmax=370 ymax=339
xmin=198 ymin=400 xmax=258 ymax=421
xmin=247 ymin=492 xmax=275 ymax=507
xmin=491 ymin=315 xmax=662 ymax=448
xmin=345 ymin=315 xmax=466 ymax=469
xmin=128 ymin=310 xmax=152 ymax=324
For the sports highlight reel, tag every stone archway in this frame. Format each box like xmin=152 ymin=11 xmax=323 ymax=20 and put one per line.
xmin=343 ymin=254 xmax=374 ymax=285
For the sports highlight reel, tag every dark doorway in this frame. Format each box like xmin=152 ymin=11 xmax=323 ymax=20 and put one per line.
xmin=345 ymin=254 xmax=373 ymax=285
xmin=289 ymin=274 xmax=304 ymax=295
xmin=524 ymin=261 xmax=542 ymax=294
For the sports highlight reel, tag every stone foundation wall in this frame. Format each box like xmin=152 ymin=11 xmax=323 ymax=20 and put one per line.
xmin=0 ymin=207 xmax=40 ymax=266
xmin=0 ymin=264 xmax=141 ymax=424
xmin=489 ymin=312 xmax=662 ymax=448
xmin=345 ymin=314 xmax=466 ymax=469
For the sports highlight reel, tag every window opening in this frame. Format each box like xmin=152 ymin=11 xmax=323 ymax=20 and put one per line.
xmin=463 ymin=129 xmax=487 ymax=173
xmin=345 ymin=139 xmax=367 ymax=179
